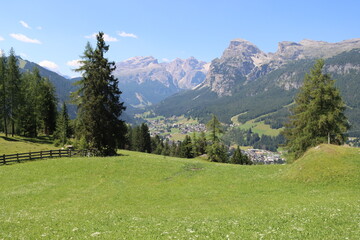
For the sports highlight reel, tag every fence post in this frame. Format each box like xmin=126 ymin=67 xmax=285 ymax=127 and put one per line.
xmin=17 ymin=153 xmax=19 ymax=162
xmin=40 ymin=151 xmax=43 ymax=159
xmin=50 ymin=150 xmax=52 ymax=158
xmin=2 ymin=154 xmax=5 ymax=165
xmin=59 ymin=149 xmax=61 ymax=157
xmin=29 ymin=152 xmax=31 ymax=161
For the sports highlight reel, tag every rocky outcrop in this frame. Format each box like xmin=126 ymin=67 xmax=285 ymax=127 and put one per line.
xmin=201 ymin=38 xmax=360 ymax=96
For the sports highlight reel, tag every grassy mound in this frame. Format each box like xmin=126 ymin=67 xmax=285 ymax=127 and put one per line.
xmin=1 ymin=150 xmax=359 ymax=239
xmin=283 ymin=144 xmax=360 ymax=183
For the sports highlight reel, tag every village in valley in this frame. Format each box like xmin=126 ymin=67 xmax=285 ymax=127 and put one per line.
xmin=138 ymin=113 xmax=286 ymax=164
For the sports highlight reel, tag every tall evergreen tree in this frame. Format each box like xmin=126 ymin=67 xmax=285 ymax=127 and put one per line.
xmin=180 ymin=135 xmax=193 ymax=158
xmin=206 ymin=114 xmax=223 ymax=142
xmin=0 ymin=53 xmax=8 ymax=136
xmin=283 ymin=59 xmax=349 ymax=159
xmin=17 ymin=71 xmax=37 ymax=137
xmin=54 ymin=102 xmax=71 ymax=146
xmin=140 ymin=123 xmax=152 ymax=153
xmin=7 ymin=48 xmax=21 ymax=136
xmin=73 ymin=32 xmax=126 ymax=156
xmin=38 ymin=78 xmax=57 ymax=135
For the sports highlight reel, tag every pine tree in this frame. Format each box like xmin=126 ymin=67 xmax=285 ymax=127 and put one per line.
xmin=38 ymin=78 xmax=57 ymax=135
xmin=73 ymin=32 xmax=126 ymax=156
xmin=54 ymin=102 xmax=71 ymax=146
xmin=7 ymin=48 xmax=21 ymax=136
xmin=140 ymin=123 xmax=152 ymax=153
xmin=180 ymin=135 xmax=193 ymax=158
xmin=283 ymin=59 xmax=350 ymax=159
xmin=17 ymin=71 xmax=37 ymax=137
xmin=197 ymin=131 xmax=207 ymax=155
xmin=161 ymin=139 xmax=170 ymax=156
xmin=230 ymin=146 xmax=251 ymax=165
xmin=0 ymin=53 xmax=8 ymax=136
xmin=206 ymin=141 xmax=228 ymax=163
xmin=206 ymin=114 xmax=223 ymax=143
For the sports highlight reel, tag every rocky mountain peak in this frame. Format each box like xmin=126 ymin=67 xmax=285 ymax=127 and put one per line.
xmin=222 ymin=39 xmax=265 ymax=59
xmin=120 ymin=56 xmax=158 ymax=68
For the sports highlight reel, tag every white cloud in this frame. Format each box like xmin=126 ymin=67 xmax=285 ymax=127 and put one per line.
xmin=37 ymin=26 xmax=42 ymax=30
xmin=85 ymin=33 xmax=118 ymax=42
xmin=10 ymin=33 xmax=42 ymax=44
xmin=39 ymin=60 xmax=59 ymax=71
xmin=118 ymin=31 xmax=138 ymax=39
xmin=0 ymin=49 xmax=4 ymax=56
xmin=162 ymin=58 xmax=170 ymax=62
xmin=20 ymin=20 xmax=31 ymax=29
xmin=67 ymin=59 xmax=82 ymax=68
xmin=0 ymin=36 xmax=4 ymax=41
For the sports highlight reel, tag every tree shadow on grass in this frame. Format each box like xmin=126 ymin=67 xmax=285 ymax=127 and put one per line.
xmin=0 ymin=136 xmax=20 ymax=142
xmin=20 ymin=136 xmax=54 ymax=145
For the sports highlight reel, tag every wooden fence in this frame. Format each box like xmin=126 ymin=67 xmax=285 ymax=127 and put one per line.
xmin=1 ymin=149 xmax=91 ymax=165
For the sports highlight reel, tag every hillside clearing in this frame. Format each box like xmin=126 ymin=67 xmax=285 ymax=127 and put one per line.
xmin=0 ymin=146 xmax=359 ymax=239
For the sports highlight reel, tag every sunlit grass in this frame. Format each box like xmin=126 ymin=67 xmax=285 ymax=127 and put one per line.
xmin=0 ymin=146 xmax=359 ymax=239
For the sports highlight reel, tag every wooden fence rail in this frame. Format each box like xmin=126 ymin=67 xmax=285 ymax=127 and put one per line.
xmin=1 ymin=149 xmax=91 ymax=165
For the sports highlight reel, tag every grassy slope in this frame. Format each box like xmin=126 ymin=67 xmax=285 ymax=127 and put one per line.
xmin=0 ymin=133 xmax=58 ymax=155
xmin=231 ymin=112 xmax=282 ymax=137
xmin=0 ymin=146 xmax=359 ymax=239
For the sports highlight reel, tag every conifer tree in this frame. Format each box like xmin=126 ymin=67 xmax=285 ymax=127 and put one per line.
xmin=73 ymin=32 xmax=126 ymax=156
xmin=283 ymin=59 xmax=349 ymax=159
xmin=230 ymin=146 xmax=251 ymax=165
xmin=0 ymin=53 xmax=8 ymax=136
xmin=39 ymin=78 xmax=57 ymax=135
xmin=206 ymin=141 xmax=228 ymax=163
xmin=54 ymin=102 xmax=71 ymax=146
xmin=206 ymin=114 xmax=223 ymax=142
xmin=7 ymin=48 xmax=21 ymax=136
xmin=180 ymin=135 xmax=193 ymax=158
xmin=17 ymin=71 xmax=37 ymax=137
xmin=140 ymin=123 xmax=152 ymax=153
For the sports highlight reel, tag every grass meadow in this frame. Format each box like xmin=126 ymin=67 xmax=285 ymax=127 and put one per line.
xmin=0 ymin=133 xmax=58 ymax=155
xmin=0 ymin=145 xmax=359 ymax=239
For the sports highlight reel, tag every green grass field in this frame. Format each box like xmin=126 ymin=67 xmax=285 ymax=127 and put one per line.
xmin=0 ymin=145 xmax=359 ymax=239
xmin=0 ymin=133 xmax=58 ymax=155
xmin=231 ymin=112 xmax=283 ymax=136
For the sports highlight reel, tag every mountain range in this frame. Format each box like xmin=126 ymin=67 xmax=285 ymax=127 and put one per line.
xmin=154 ymin=38 xmax=360 ymax=137
xmin=113 ymin=56 xmax=209 ymax=108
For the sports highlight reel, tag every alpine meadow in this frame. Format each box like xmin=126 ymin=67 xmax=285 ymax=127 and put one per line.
xmin=1 ymin=1 xmax=360 ymax=239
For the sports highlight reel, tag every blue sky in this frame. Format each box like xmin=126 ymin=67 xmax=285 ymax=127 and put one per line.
xmin=0 ymin=0 xmax=359 ymax=77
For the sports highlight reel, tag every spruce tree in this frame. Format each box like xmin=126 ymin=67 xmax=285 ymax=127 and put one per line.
xmin=180 ymin=135 xmax=193 ymax=158
xmin=39 ymin=78 xmax=57 ymax=135
xmin=73 ymin=32 xmax=126 ymax=156
xmin=0 ymin=53 xmax=8 ymax=136
xmin=206 ymin=114 xmax=223 ymax=142
xmin=283 ymin=59 xmax=349 ymax=159
xmin=17 ymin=71 xmax=37 ymax=137
xmin=7 ymin=48 xmax=21 ymax=136
xmin=140 ymin=123 xmax=152 ymax=153
xmin=54 ymin=102 xmax=71 ymax=146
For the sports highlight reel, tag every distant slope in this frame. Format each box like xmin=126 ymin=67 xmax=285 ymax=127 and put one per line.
xmin=283 ymin=144 xmax=360 ymax=182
